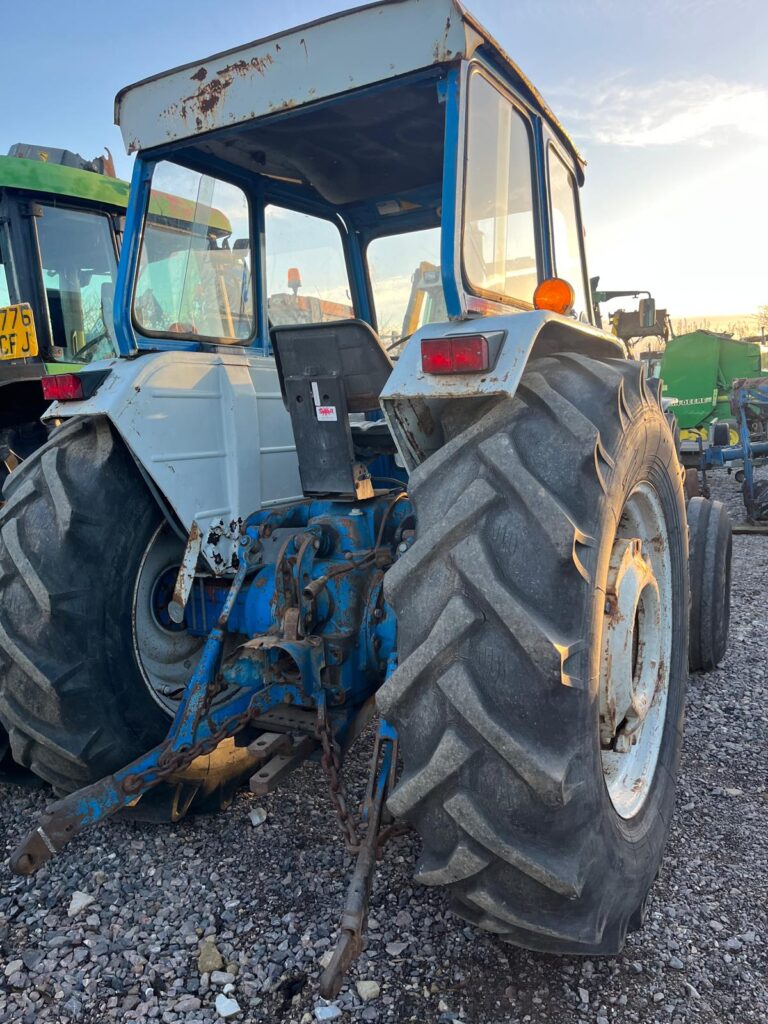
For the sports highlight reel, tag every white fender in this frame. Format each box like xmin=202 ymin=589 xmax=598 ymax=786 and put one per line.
xmin=44 ymin=351 xmax=302 ymax=574
xmin=380 ymin=310 xmax=625 ymax=469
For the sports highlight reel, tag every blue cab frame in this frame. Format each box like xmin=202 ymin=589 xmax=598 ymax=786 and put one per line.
xmin=113 ymin=55 xmax=588 ymax=359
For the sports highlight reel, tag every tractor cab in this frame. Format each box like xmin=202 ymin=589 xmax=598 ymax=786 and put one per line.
xmin=95 ymin=0 xmax=621 ymax=536
xmin=110 ymin=0 xmax=602 ymax=357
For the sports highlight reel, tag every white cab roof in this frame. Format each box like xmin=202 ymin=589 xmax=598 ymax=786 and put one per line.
xmin=115 ymin=0 xmax=582 ymax=167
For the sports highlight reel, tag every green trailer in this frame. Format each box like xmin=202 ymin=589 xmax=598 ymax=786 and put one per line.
xmin=0 ymin=145 xmax=129 ymax=474
xmin=659 ymin=329 xmax=768 ymax=455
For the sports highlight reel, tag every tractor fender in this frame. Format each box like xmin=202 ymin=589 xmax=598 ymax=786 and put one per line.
xmin=41 ymin=351 xmax=302 ymax=573
xmin=380 ymin=310 xmax=626 ymax=470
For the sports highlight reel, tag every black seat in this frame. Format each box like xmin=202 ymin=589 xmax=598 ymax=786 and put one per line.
xmin=271 ymin=319 xmax=392 ymax=411
xmin=271 ymin=320 xmax=393 ymax=498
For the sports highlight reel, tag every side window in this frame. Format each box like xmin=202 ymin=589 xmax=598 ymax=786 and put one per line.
xmin=0 ymin=226 xmax=14 ymax=307
xmin=36 ymin=205 xmax=119 ymax=362
xmin=463 ymin=71 xmax=538 ymax=306
xmin=135 ymin=163 xmax=254 ymax=343
xmin=265 ymin=205 xmax=353 ymax=326
xmin=549 ymin=148 xmax=589 ymax=321
xmin=367 ymin=227 xmax=445 ymax=352
xmin=0 ymin=261 xmax=10 ymax=308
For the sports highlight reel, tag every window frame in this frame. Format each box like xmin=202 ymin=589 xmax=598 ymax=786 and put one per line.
xmin=130 ymin=161 xmax=258 ymax=349
xmin=546 ymin=139 xmax=592 ymax=325
xmin=460 ymin=64 xmax=542 ymax=311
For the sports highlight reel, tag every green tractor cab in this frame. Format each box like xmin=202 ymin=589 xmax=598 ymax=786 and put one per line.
xmin=0 ymin=145 xmax=128 ymax=475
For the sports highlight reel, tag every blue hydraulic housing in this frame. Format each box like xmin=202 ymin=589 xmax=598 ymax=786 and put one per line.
xmin=162 ymin=493 xmax=412 ymax=711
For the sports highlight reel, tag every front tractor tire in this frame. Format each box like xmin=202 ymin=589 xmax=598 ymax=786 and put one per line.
xmin=378 ymin=354 xmax=689 ymax=955
xmin=0 ymin=417 xmax=244 ymax=817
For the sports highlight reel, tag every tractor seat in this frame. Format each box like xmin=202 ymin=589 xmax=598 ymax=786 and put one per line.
xmin=270 ymin=319 xmax=394 ymax=498
xmin=271 ymin=319 xmax=392 ymax=413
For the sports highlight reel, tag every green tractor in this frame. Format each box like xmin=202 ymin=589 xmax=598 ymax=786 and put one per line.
xmin=659 ymin=329 xmax=768 ymax=459
xmin=0 ymin=144 xmax=129 ymax=477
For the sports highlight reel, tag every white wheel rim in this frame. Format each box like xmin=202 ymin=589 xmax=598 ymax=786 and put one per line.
xmin=599 ymin=482 xmax=672 ymax=819
xmin=132 ymin=522 xmax=206 ymax=717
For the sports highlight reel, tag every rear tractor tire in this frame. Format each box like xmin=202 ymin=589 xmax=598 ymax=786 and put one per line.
xmin=0 ymin=417 xmax=251 ymax=818
xmin=378 ymin=353 xmax=689 ymax=954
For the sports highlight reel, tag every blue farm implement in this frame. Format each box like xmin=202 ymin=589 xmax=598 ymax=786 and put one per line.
xmin=0 ymin=0 xmax=731 ymax=995
xmin=700 ymin=378 xmax=768 ymax=522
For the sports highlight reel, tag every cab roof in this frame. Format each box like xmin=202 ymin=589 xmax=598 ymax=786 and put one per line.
xmin=115 ymin=0 xmax=584 ymax=172
xmin=0 ymin=155 xmax=129 ymax=209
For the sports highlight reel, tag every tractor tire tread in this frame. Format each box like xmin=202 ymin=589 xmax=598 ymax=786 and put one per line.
xmin=379 ymin=353 xmax=686 ymax=954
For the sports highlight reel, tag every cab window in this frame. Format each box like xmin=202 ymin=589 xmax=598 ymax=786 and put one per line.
xmin=36 ymin=205 xmax=119 ymax=362
xmin=463 ymin=71 xmax=538 ymax=306
xmin=0 ymin=262 xmax=10 ymax=308
xmin=367 ymin=227 xmax=445 ymax=354
xmin=265 ymin=205 xmax=353 ymax=326
xmin=134 ymin=163 xmax=254 ymax=343
xmin=549 ymin=147 xmax=589 ymax=321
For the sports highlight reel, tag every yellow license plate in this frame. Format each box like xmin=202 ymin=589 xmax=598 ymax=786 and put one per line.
xmin=0 ymin=303 xmax=39 ymax=360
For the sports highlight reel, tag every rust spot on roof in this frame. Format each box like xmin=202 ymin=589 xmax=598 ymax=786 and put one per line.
xmin=219 ymin=53 xmax=274 ymax=78
xmin=175 ymin=52 xmax=276 ymax=123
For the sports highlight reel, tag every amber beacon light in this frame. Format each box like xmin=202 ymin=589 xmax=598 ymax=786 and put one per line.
xmin=533 ymin=277 xmax=576 ymax=315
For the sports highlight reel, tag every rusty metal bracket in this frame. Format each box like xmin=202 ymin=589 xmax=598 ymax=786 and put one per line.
xmin=169 ymin=520 xmax=203 ymax=624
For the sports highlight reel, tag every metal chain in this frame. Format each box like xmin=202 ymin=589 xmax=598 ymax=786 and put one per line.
xmin=314 ymin=703 xmax=413 ymax=856
xmin=315 ymin=704 xmax=362 ymax=854
xmin=119 ymin=706 xmax=256 ymax=796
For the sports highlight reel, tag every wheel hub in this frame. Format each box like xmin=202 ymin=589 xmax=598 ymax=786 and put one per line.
xmin=132 ymin=523 xmax=207 ymax=715
xmin=600 ymin=484 xmax=672 ymax=819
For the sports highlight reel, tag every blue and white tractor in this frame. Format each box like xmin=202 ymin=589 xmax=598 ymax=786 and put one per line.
xmin=0 ymin=0 xmax=731 ymax=994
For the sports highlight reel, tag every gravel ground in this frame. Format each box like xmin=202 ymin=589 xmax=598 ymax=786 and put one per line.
xmin=0 ymin=468 xmax=766 ymax=1024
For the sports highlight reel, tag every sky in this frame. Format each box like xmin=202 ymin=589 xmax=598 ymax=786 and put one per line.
xmin=1 ymin=0 xmax=766 ymax=318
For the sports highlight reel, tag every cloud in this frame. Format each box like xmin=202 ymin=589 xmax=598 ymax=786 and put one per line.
xmin=552 ymin=77 xmax=768 ymax=147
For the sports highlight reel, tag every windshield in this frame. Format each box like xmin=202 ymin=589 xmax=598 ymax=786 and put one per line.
xmin=36 ymin=205 xmax=119 ymax=363
xmin=134 ymin=163 xmax=254 ymax=343
xmin=367 ymin=227 xmax=446 ymax=354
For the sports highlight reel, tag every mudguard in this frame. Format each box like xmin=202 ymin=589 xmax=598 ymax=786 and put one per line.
xmin=42 ymin=350 xmax=302 ymax=574
xmin=380 ymin=310 xmax=625 ymax=469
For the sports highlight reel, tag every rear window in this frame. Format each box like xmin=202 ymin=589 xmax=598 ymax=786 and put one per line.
xmin=134 ymin=163 xmax=254 ymax=343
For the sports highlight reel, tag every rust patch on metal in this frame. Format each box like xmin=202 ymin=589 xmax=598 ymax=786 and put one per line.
xmin=433 ymin=14 xmax=454 ymax=62
xmin=219 ymin=53 xmax=275 ymax=78
xmin=175 ymin=52 xmax=276 ymax=124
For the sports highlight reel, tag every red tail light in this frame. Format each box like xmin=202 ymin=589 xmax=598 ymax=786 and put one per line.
xmin=42 ymin=374 xmax=85 ymax=401
xmin=41 ymin=369 xmax=110 ymax=402
xmin=421 ymin=335 xmax=490 ymax=374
